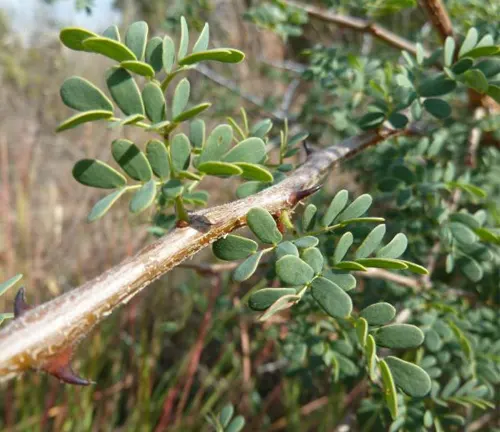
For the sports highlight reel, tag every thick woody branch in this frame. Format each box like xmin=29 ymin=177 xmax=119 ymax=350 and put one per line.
xmin=419 ymin=0 xmax=454 ymax=42
xmin=0 ymin=126 xmax=408 ymax=383
xmin=284 ymin=0 xmax=423 ymax=57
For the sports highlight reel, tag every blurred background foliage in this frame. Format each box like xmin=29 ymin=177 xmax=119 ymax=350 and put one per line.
xmin=0 ymin=0 xmax=498 ymax=431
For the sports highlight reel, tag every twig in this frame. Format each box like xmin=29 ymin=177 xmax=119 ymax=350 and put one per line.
xmin=284 ymin=0 xmax=424 ymax=57
xmin=467 ymin=411 xmax=498 ymax=432
xmin=257 ymin=57 xmax=306 ymax=74
xmin=178 ymin=262 xmax=238 ymax=274
xmin=419 ymin=0 xmax=454 ymax=42
xmin=356 ymin=268 xmax=422 ymax=290
xmin=0 ymin=125 xmax=414 ymax=383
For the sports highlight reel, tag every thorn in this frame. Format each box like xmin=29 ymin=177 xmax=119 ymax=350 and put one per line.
xmin=14 ymin=287 xmax=32 ymax=318
xmin=43 ymin=347 xmax=93 ymax=386
xmin=289 ymin=184 xmax=322 ymax=206
xmin=303 ymin=140 xmax=313 ymax=157
xmin=176 ymin=219 xmax=190 ymax=228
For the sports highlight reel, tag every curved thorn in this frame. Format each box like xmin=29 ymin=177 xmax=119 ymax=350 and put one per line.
xmin=290 ymin=184 xmax=322 ymax=206
xmin=50 ymin=365 xmax=93 ymax=386
xmin=303 ymin=140 xmax=313 ymax=157
xmin=14 ymin=287 xmax=32 ymax=318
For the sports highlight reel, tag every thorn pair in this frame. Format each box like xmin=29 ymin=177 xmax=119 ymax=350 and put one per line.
xmin=14 ymin=288 xmax=93 ymax=386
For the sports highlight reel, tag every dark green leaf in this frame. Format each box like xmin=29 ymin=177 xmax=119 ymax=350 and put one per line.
xmin=179 ymin=48 xmax=245 ymax=66
xmin=142 ymin=82 xmax=166 ymax=124
xmin=198 ymin=124 xmax=233 ymax=164
xmin=423 ymin=98 xmax=452 ymax=119
xmin=323 ymin=271 xmax=356 ymax=291
xmin=212 ymin=234 xmax=258 ymax=261
xmin=129 ymin=179 xmax=156 ymax=213
xmin=83 ymin=37 xmax=136 ymax=62
xmin=276 ymin=255 xmax=314 ymax=285
xmin=359 ymin=112 xmax=385 ymax=130
xmin=171 ymin=133 xmax=191 ymax=172
xmin=145 ymin=37 xmax=163 ymax=72
xmin=457 ymin=255 xmax=483 ymax=282
xmin=475 ymin=58 xmax=500 ymax=78
xmin=334 ymin=232 xmax=353 ymax=263
xmin=73 ymin=159 xmax=127 ymax=188
xmin=161 ymin=179 xmax=183 ymax=199
xmin=361 ymin=302 xmax=396 ymax=326
xmin=385 ymin=356 xmax=431 ymax=397
xmin=375 ymin=324 xmax=424 ymax=349
xmin=173 ymin=103 xmax=211 ymax=123
xmin=449 ymin=222 xmax=477 ymax=244
xmin=337 ymin=194 xmax=372 ymax=221
xmin=111 ymin=139 xmax=152 ymax=181
xmin=376 ymin=233 xmax=408 ymax=258
xmin=88 ymin=188 xmax=126 ymax=222
xmin=56 ymin=110 xmax=113 ymax=131
xmin=146 ymin=139 xmax=170 ymax=178
xmin=60 ymin=76 xmax=113 ymax=112
xmin=425 ymin=328 xmax=443 ymax=352
xmin=223 ymin=137 xmax=266 ymax=164
xmin=463 ymin=69 xmax=489 ymax=93
xmin=106 ymin=67 xmax=144 ymax=116
xmin=302 ymin=204 xmax=317 ymax=231
xmin=294 ymin=236 xmax=319 ymax=248
xmin=418 ymin=75 xmax=456 ymax=97
xmin=311 ymin=277 xmax=353 ymax=318
xmin=451 ymin=57 xmax=473 ymax=74
xmin=246 ymin=207 xmax=282 ymax=244
xmin=388 ymin=112 xmax=408 ymax=129
xmin=172 ymin=78 xmax=190 ymax=118
xmin=124 ymin=21 xmax=148 ymax=61
xmin=162 ymin=36 xmax=175 ymax=73
xmin=322 ymin=190 xmax=349 ymax=226
xmin=276 ymin=241 xmax=299 ymax=259
xmin=355 ymin=224 xmax=386 ymax=259
xmin=248 ymin=287 xmax=297 ymax=311
xmin=189 ymin=119 xmax=205 ymax=148
xmin=301 ymin=247 xmax=323 ymax=274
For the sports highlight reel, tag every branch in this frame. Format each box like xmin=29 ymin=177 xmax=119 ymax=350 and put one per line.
xmin=419 ymin=0 xmax=454 ymax=42
xmin=0 ymin=126 xmax=409 ymax=383
xmin=284 ymin=0 xmax=423 ymax=57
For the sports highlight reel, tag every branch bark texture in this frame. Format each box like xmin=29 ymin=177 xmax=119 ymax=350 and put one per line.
xmin=0 ymin=127 xmax=403 ymax=383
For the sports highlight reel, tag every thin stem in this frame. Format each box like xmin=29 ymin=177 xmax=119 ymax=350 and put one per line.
xmin=306 ymin=217 xmax=385 ymax=237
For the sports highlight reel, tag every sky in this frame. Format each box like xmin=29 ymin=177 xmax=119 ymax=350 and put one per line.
xmin=0 ymin=0 xmax=120 ymax=39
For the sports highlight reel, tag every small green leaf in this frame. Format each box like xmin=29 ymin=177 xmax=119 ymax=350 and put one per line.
xmin=233 ymin=251 xmax=263 ymax=282
xmin=356 ymin=224 xmax=386 ymax=259
xmin=172 ymin=78 xmax=190 ymax=118
xmin=425 ymin=328 xmax=443 ymax=352
xmin=178 ymin=16 xmax=189 ymax=60
xmin=377 ymin=234 xmax=408 ymax=259
xmin=223 ymin=137 xmax=266 ymax=164
xmin=356 ymin=258 xmax=408 ymax=270
xmin=106 ymin=67 xmax=144 ymax=116
xmin=324 ymin=271 xmax=356 ymax=291
xmin=102 ymin=25 xmax=120 ymax=41
xmin=250 ymin=119 xmax=273 ymax=138
xmin=174 ymin=103 xmax=211 ymax=123
xmin=162 ymin=36 xmax=176 ymax=73
xmin=418 ymin=75 xmax=456 ymax=97
xmin=197 ymin=161 xmax=242 ymax=177
xmin=248 ymin=287 xmax=297 ymax=311
xmin=83 ymin=37 xmax=136 ymax=62
xmin=145 ymin=37 xmax=163 ymax=72
xmin=276 ymin=241 xmax=299 ymax=259
xmin=463 ymin=69 xmax=489 ymax=93
xmin=120 ymin=60 xmax=155 ymax=78
xmin=311 ymin=277 xmax=353 ymax=319
xmin=0 ymin=274 xmax=23 ymax=297
xmin=301 ymin=247 xmax=323 ymax=274
xmin=488 ymin=84 xmax=500 ymax=102
xmin=142 ymin=82 xmax=166 ymax=124
xmin=444 ymin=36 xmax=455 ymax=67
xmin=189 ymin=119 xmax=205 ymax=148
xmin=124 ymin=21 xmax=148 ymax=61
xmin=246 ymin=207 xmax=282 ymax=244
xmin=171 ymin=133 xmax=191 ymax=172
xmin=302 ymin=204 xmax=317 ymax=232
xmin=129 ymin=179 xmax=156 ymax=213
xmin=192 ymin=23 xmax=209 ymax=53
xmin=401 ymin=260 xmax=429 ymax=275
xmin=379 ymin=360 xmax=398 ymax=419
xmin=450 ymin=222 xmax=477 ymax=244
xmin=56 ymin=110 xmax=113 ymax=132
xmin=334 ymin=232 xmax=353 ymax=264
xmin=198 ymin=124 xmax=233 ymax=164
xmin=441 ymin=376 xmax=460 ymax=398
xmin=60 ymin=76 xmax=114 ymax=112
xmin=113 ymin=113 xmax=145 ymax=126
xmin=375 ymin=324 xmax=424 ymax=349
xmin=219 ymin=404 xmax=234 ymax=428
xmin=146 ymin=139 xmax=170 ymax=178
xmin=475 ymin=58 xmax=500 ymax=78
xmin=388 ymin=112 xmax=408 ymax=129
xmin=235 ymin=163 xmax=273 ymax=182
xmin=451 ymin=57 xmax=473 ymax=74
xmin=213 ymin=235 xmax=258 ymax=261
xmin=276 ymin=256 xmax=314 ymax=285
xmin=334 ymin=261 xmax=368 ymax=271
xmin=361 ymin=302 xmax=396 ymax=326
xmin=423 ymin=98 xmax=452 ymax=119
xmin=356 ymin=317 xmax=368 ymax=346
xmin=366 ymin=335 xmax=377 ymax=381
xmin=458 ymin=27 xmax=478 ymax=58
xmin=88 ymin=188 xmax=126 ymax=222
xmin=457 ymin=255 xmax=483 ymax=282
xmin=259 ymin=294 xmax=299 ymax=321
xmin=359 ymin=112 xmax=385 ymax=130
xmin=385 ymin=356 xmax=431 ymax=397
xmin=60 ymin=27 xmax=98 ymax=51
xmin=337 ymin=194 xmax=372 ymax=222
xmin=73 ymin=159 xmax=127 ymax=188
xmin=179 ymin=48 xmax=245 ymax=66
xmin=111 ymin=139 xmax=152 ymax=181
xmin=322 ymin=190 xmax=349 ymax=226
xmin=294 ymin=236 xmax=319 ymax=249
xmin=161 ymin=179 xmax=183 ymax=199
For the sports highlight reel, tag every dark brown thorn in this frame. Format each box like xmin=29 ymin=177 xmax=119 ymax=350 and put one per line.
xmin=303 ymin=140 xmax=313 ymax=157
xmin=14 ymin=287 xmax=32 ymax=318
xmin=43 ymin=347 xmax=93 ymax=386
xmin=289 ymin=184 xmax=322 ymax=206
